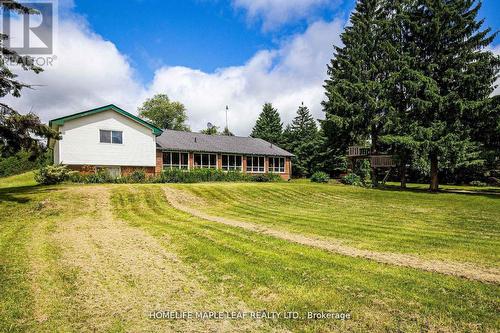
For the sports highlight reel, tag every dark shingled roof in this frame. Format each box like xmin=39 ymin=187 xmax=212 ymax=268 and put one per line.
xmin=156 ymin=130 xmax=293 ymax=157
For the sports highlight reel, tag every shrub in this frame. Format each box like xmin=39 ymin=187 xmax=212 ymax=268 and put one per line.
xmin=470 ymin=180 xmax=487 ymax=187
xmin=67 ymin=168 xmax=283 ymax=184
xmin=0 ymin=150 xmax=49 ymax=177
xmin=128 ymin=169 xmax=146 ymax=183
xmin=251 ymin=173 xmax=282 ymax=182
xmin=34 ymin=164 xmax=73 ymax=185
xmin=341 ymin=173 xmax=362 ymax=186
xmin=310 ymin=171 xmax=330 ymax=183
xmin=69 ymin=169 xmax=115 ymax=184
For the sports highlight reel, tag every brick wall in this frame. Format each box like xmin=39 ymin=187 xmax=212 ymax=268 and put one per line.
xmin=155 ymin=150 xmax=163 ymax=174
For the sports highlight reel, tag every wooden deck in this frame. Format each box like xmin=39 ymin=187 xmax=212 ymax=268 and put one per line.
xmin=347 ymin=146 xmax=396 ymax=168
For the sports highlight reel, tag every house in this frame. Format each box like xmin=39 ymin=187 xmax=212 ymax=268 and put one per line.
xmin=49 ymin=104 xmax=293 ymax=180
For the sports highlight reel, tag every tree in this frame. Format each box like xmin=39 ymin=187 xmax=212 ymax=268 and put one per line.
xmin=0 ymin=104 xmax=58 ymax=158
xmin=251 ymin=103 xmax=283 ymax=145
xmin=221 ymin=126 xmax=234 ymax=136
xmin=0 ymin=2 xmax=59 ymax=160
xmin=321 ymin=0 xmax=390 ymax=186
xmin=200 ymin=124 xmax=219 ymax=135
xmin=138 ymin=94 xmax=190 ymax=131
xmin=405 ymin=0 xmax=499 ymax=191
xmin=283 ymin=103 xmax=321 ymax=177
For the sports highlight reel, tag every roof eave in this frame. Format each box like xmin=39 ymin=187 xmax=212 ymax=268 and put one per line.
xmin=49 ymin=104 xmax=163 ymax=136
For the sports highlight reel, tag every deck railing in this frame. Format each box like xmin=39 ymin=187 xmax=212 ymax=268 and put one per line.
xmin=348 ymin=146 xmax=371 ymax=156
xmin=370 ymin=155 xmax=396 ymax=168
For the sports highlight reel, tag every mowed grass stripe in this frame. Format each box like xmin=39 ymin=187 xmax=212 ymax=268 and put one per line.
xmin=177 ymin=183 xmax=500 ymax=267
xmin=186 ymin=185 xmax=496 ymax=237
xmin=111 ymin=186 xmax=500 ymax=333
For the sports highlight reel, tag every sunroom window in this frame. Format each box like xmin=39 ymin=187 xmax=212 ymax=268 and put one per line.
xmin=194 ymin=153 xmax=217 ymax=168
xmin=246 ymin=156 xmax=265 ymax=173
xmin=269 ymin=157 xmax=285 ymax=173
xmin=163 ymin=151 xmax=189 ymax=169
xmin=222 ymin=155 xmax=242 ymax=171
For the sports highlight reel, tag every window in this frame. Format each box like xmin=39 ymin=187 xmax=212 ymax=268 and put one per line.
xmin=163 ymin=152 xmax=189 ymax=169
xmin=222 ymin=155 xmax=242 ymax=171
xmin=269 ymin=157 xmax=285 ymax=173
xmin=194 ymin=153 xmax=217 ymax=168
xmin=100 ymin=130 xmax=122 ymax=144
xmin=246 ymin=156 xmax=265 ymax=173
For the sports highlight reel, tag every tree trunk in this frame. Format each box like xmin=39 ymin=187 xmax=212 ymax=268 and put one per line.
xmin=400 ymin=162 xmax=407 ymax=188
xmin=371 ymin=167 xmax=378 ymax=187
xmin=429 ymin=153 xmax=439 ymax=192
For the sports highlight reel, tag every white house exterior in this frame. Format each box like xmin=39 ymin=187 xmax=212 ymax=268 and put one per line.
xmin=49 ymin=105 xmax=293 ymax=179
xmin=49 ymin=105 xmax=163 ymax=176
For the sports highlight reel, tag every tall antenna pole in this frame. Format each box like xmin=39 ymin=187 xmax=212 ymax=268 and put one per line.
xmin=225 ymin=105 xmax=229 ymax=130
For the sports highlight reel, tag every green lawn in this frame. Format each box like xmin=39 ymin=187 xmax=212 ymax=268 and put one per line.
xmin=0 ymin=173 xmax=499 ymax=332
xmin=176 ymin=182 xmax=500 ymax=268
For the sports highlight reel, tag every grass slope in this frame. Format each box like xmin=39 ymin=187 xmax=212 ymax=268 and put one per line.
xmin=176 ymin=182 xmax=500 ymax=268
xmin=112 ymin=185 xmax=499 ymax=332
xmin=1 ymin=174 xmax=498 ymax=332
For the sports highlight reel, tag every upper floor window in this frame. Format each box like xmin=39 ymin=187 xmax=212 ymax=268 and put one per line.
xmin=100 ymin=130 xmax=122 ymax=144
xmin=222 ymin=155 xmax=242 ymax=171
xmin=269 ymin=157 xmax=285 ymax=173
xmin=163 ymin=151 xmax=189 ymax=169
xmin=194 ymin=153 xmax=217 ymax=169
xmin=246 ymin=156 xmax=265 ymax=173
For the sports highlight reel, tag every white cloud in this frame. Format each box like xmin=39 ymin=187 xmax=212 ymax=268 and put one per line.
xmin=5 ymin=14 xmax=343 ymax=136
xmin=5 ymin=18 xmax=144 ymax=120
xmin=147 ymin=19 xmax=344 ymax=134
xmin=232 ymin=0 xmax=334 ymax=30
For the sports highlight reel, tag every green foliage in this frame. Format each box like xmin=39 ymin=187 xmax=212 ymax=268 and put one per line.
xmin=0 ymin=4 xmax=58 ymax=164
xmin=354 ymin=159 xmax=371 ymax=184
xmin=129 ymin=170 xmax=146 ymax=183
xmin=283 ymin=103 xmax=322 ymax=177
xmin=0 ymin=105 xmax=59 ymax=159
xmin=200 ymin=124 xmax=219 ymax=135
xmin=138 ymin=94 xmax=190 ymax=131
xmin=34 ymin=164 xmax=73 ymax=185
xmin=310 ymin=171 xmax=329 ymax=183
xmin=341 ymin=173 xmax=362 ymax=186
xmin=250 ymin=173 xmax=282 ymax=182
xmin=68 ymin=168 xmax=282 ymax=184
xmin=221 ymin=126 xmax=234 ymax=136
xmin=470 ymin=180 xmax=487 ymax=187
xmin=251 ymin=103 xmax=283 ymax=145
xmin=322 ymin=0 xmax=500 ymax=190
xmin=0 ymin=150 xmax=49 ymax=177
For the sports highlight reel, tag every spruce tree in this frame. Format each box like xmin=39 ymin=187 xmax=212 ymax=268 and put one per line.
xmin=406 ymin=0 xmax=499 ymax=191
xmin=251 ymin=103 xmax=283 ymax=145
xmin=321 ymin=0 xmax=390 ymax=185
xmin=283 ymin=103 xmax=320 ymax=176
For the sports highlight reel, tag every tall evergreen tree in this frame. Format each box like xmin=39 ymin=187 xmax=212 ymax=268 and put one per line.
xmin=251 ymin=103 xmax=283 ymax=145
xmin=283 ymin=103 xmax=321 ymax=177
xmin=321 ymin=0 xmax=390 ymax=185
xmin=405 ymin=0 xmax=499 ymax=191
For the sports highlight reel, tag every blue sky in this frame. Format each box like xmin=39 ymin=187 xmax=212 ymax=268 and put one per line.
xmin=8 ymin=0 xmax=500 ymax=135
xmin=72 ymin=0 xmax=499 ymax=83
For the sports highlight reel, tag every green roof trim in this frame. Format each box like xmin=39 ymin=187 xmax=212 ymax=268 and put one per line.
xmin=49 ymin=104 xmax=163 ymax=136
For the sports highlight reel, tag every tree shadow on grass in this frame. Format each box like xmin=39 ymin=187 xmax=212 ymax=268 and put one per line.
xmin=0 ymin=185 xmax=61 ymax=204
xmin=375 ymin=184 xmax=500 ymax=199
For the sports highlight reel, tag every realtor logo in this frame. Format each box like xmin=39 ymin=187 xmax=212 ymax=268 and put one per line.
xmin=2 ymin=0 xmax=56 ymax=55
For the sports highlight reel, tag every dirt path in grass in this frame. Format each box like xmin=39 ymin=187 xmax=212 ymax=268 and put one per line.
xmin=50 ymin=186 xmax=269 ymax=333
xmin=163 ymin=186 xmax=500 ymax=285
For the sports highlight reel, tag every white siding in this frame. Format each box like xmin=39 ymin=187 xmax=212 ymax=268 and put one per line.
xmin=54 ymin=110 xmax=156 ymax=166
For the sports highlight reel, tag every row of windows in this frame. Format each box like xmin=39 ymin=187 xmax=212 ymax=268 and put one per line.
xmin=162 ymin=152 xmax=286 ymax=173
